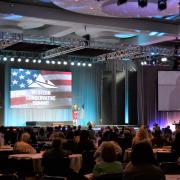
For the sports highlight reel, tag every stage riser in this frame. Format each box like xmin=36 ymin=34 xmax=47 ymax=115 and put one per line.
xmin=26 ymin=121 xmax=73 ymax=127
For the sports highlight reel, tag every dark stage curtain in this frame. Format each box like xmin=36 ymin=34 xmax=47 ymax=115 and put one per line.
xmin=137 ymin=65 xmax=180 ymax=129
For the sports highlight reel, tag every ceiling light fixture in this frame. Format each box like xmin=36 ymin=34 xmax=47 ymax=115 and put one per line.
xmin=158 ymin=0 xmax=167 ymax=11
xmin=138 ymin=0 xmax=148 ymax=8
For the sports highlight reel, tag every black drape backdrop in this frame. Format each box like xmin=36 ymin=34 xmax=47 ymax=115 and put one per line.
xmin=137 ymin=65 xmax=180 ymax=129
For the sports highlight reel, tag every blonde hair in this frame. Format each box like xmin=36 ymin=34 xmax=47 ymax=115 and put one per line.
xmin=136 ymin=125 xmax=148 ymax=140
xmin=21 ymin=133 xmax=30 ymax=143
xmin=132 ymin=125 xmax=151 ymax=146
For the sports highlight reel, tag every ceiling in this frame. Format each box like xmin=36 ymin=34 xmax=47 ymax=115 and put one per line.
xmin=0 ymin=0 xmax=179 ymax=58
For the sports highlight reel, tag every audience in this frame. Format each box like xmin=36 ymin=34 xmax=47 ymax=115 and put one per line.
xmin=124 ymin=142 xmax=165 ymax=180
xmin=172 ymin=129 xmax=180 ymax=158
xmin=41 ymin=137 xmax=68 ymax=176
xmin=151 ymin=130 xmax=165 ymax=148
xmin=76 ymin=130 xmax=96 ymax=153
xmin=13 ymin=132 xmax=36 ymax=154
xmin=42 ymin=137 xmax=87 ymax=180
xmin=0 ymin=124 xmax=178 ymax=179
xmin=93 ymin=141 xmax=123 ymax=177
xmin=132 ymin=125 xmax=151 ymax=147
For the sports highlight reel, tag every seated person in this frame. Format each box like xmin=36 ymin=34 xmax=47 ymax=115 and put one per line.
xmin=132 ymin=125 xmax=152 ymax=148
xmin=94 ymin=140 xmax=122 ymax=163
xmin=124 ymin=142 xmax=165 ymax=180
xmin=93 ymin=142 xmax=123 ymax=177
xmin=172 ymin=130 xmax=180 ymax=158
xmin=76 ymin=130 xmax=96 ymax=153
xmin=42 ymin=138 xmax=87 ymax=180
xmin=151 ymin=130 xmax=165 ymax=148
xmin=13 ymin=132 xmax=36 ymax=154
xmin=42 ymin=137 xmax=69 ymax=176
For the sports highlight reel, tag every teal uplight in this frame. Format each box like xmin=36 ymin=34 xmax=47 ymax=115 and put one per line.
xmin=114 ymin=33 xmax=136 ymax=38
xmin=149 ymin=32 xmax=158 ymax=36
xmin=165 ymin=15 xmax=177 ymax=20
xmin=157 ymin=32 xmax=166 ymax=36
xmin=125 ymin=65 xmax=129 ymax=124
xmin=4 ymin=14 xmax=23 ymax=20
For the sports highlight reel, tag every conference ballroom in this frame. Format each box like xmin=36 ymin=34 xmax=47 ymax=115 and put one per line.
xmin=0 ymin=0 xmax=179 ymax=179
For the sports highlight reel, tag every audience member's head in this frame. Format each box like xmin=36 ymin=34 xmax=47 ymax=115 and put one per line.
xmin=101 ymin=142 xmax=117 ymax=162
xmin=80 ymin=130 xmax=89 ymax=141
xmin=52 ymin=132 xmax=65 ymax=139
xmin=52 ymin=138 xmax=63 ymax=150
xmin=131 ymin=142 xmax=155 ymax=165
xmin=20 ymin=132 xmax=30 ymax=143
xmin=137 ymin=125 xmax=149 ymax=140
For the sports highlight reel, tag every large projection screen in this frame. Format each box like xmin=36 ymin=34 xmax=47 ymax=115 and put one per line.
xmin=158 ymin=71 xmax=180 ymax=111
xmin=10 ymin=68 xmax=72 ymax=109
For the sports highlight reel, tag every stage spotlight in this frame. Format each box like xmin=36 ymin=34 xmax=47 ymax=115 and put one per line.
xmin=63 ymin=61 xmax=67 ymax=65
xmin=77 ymin=62 xmax=81 ymax=66
xmin=57 ymin=61 xmax=61 ymax=65
xmin=71 ymin=62 xmax=75 ymax=66
xmin=33 ymin=59 xmax=36 ymax=63
xmin=158 ymin=0 xmax=167 ymax=11
xmin=25 ymin=58 xmax=29 ymax=63
xmin=17 ymin=58 xmax=21 ymax=62
xmin=117 ymin=0 xmax=127 ymax=5
xmin=10 ymin=57 xmax=15 ymax=62
xmin=161 ymin=57 xmax=167 ymax=62
xmin=38 ymin=59 xmax=41 ymax=63
xmin=51 ymin=61 xmax=55 ymax=64
xmin=138 ymin=0 xmax=148 ymax=7
xmin=3 ymin=57 xmax=7 ymax=61
xmin=88 ymin=63 xmax=92 ymax=67
xmin=46 ymin=60 xmax=50 ymax=64
xmin=82 ymin=63 xmax=86 ymax=67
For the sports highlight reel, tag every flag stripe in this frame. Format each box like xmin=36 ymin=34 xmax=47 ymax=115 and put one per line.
xmin=50 ymin=80 xmax=72 ymax=86
xmin=43 ymin=74 xmax=72 ymax=81
xmin=11 ymin=97 xmax=31 ymax=106
xmin=41 ymin=71 xmax=72 ymax=75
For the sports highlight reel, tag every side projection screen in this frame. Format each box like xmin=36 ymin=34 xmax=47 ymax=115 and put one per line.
xmin=158 ymin=71 xmax=180 ymax=111
xmin=10 ymin=68 xmax=72 ymax=108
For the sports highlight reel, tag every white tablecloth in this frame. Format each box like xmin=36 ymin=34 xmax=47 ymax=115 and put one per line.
xmin=124 ymin=148 xmax=172 ymax=162
xmin=9 ymin=153 xmax=82 ymax=173
xmin=166 ymin=175 xmax=180 ymax=180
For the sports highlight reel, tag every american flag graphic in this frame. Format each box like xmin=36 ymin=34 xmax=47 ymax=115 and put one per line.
xmin=11 ymin=68 xmax=72 ymax=108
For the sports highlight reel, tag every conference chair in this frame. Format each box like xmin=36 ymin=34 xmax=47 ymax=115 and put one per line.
xmin=94 ymin=173 xmax=122 ymax=180
xmin=0 ymin=174 xmax=18 ymax=180
xmin=160 ymin=162 xmax=180 ymax=174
